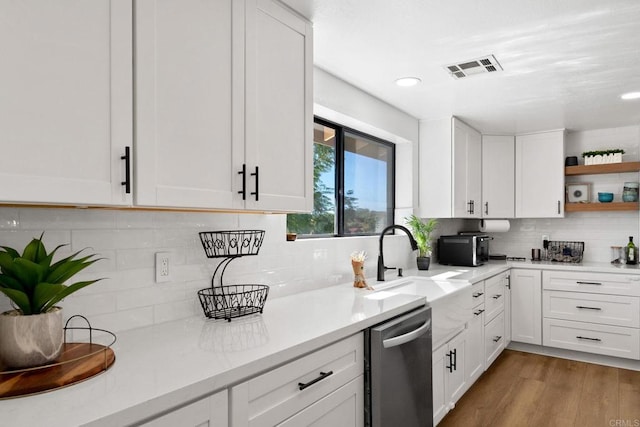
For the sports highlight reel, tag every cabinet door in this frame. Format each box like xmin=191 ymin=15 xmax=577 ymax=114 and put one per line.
xmin=0 ymin=0 xmax=132 ymax=206
xmin=431 ymin=343 xmax=448 ymax=426
xmin=482 ymin=135 xmax=515 ymax=218
xmin=140 ymin=390 xmax=228 ymax=427
xmin=466 ymin=306 xmax=485 ymax=387
xmin=277 ymin=376 xmax=364 ymax=427
xmin=515 ymin=130 xmax=565 ymax=218
xmin=485 ymin=312 xmax=506 ymax=367
xmin=244 ymin=0 xmax=313 ymax=212
xmin=446 ymin=329 xmax=468 ymax=405
xmin=452 ymin=119 xmax=482 ymax=218
xmin=511 ymin=269 xmax=542 ymax=345
xmin=135 ymin=0 xmax=242 ymax=209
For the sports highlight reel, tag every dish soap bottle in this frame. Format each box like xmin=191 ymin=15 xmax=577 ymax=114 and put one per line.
xmin=626 ymin=236 xmax=637 ymax=265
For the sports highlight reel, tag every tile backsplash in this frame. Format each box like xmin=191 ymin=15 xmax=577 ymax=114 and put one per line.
xmin=0 ymin=208 xmax=420 ymax=333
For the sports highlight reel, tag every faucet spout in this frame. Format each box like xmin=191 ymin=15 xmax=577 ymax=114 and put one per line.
xmin=376 ymin=224 xmax=418 ymax=281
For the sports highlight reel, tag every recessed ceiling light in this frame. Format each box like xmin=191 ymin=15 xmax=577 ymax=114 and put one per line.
xmin=621 ymin=92 xmax=640 ymax=100
xmin=395 ymin=77 xmax=421 ymax=87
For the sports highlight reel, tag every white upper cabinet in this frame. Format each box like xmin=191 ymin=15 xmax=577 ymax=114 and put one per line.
xmin=135 ymin=0 xmax=312 ymax=212
xmin=135 ymin=0 xmax=241 ymax=209
xmin=0 ymin=0 xmax=133 ymax=206
xmin=419 ymin=117 xmax=482 ymax=218
xmin=244 ymin=0 xmax=313 ymax=212
xmin=515 ymin=130 xmax=565 ymax=218
xmin=481 ymin=135 xmax=515 ymax=218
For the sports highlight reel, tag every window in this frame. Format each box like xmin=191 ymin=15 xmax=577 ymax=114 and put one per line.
xmin=287 ymin=117 xmax=395 ymax=236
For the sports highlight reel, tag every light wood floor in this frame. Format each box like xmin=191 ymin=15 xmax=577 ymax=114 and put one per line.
xmin=439 ymin=349 xmax=640 ymax=427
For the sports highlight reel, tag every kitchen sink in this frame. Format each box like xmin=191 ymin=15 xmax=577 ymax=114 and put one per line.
xmin=370 ymin=276 xmax=473 ymax=348
xmin=371 ymin=276 xmax=470 ymax=305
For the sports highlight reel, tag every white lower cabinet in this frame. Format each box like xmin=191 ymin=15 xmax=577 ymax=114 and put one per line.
xmin=484 ymin=312 xmax=505 ymax=367
xmin=542 ymin=270 xmax=640 ymax=360
xmin=277 ymin=376 xmax=363 ymax=427
xmin=230 ymin=333 xmax=363 ymax=427
xmin=465 ymin=304 xmax=485 ymax=386
xmin=510 ymin=269 xmax=542 ymax=345
xmin=140 ymin=389 xmax=228 ymax=427
xmin=432 ymin=329 xmax=467 ymax=425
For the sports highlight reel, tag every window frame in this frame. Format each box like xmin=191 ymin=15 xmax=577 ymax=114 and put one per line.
xmin=296 ymin=116 xmax=395 ymax=238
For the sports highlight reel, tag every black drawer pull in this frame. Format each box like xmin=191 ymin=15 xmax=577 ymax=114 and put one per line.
xmin=576 ymin=305 xmax=602 ymax=311
xmin=298 ymin=371 xmax=333 ymax=391
xmin=492 ymin=294 xmax=502 ymax=300
xmin=474 ymin=309 xmax=485 ymax=316
xmin=576 ymin=281 xmax=602 ymax=286
xmin=493 ymin=336 xmax=502 ymax=343
xmin=576 ymin=336 xmax=602 ymax=342
xmin=473 ymin=292 xmax=484 ymax=298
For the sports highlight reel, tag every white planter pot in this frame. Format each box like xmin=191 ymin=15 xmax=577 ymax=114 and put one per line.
xmin=0 ymin=307 xmax=64 ymax=369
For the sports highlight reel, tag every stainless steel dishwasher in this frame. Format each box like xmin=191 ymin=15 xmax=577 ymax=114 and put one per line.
xmin=365 ymin=305 xmax=433 ymax=427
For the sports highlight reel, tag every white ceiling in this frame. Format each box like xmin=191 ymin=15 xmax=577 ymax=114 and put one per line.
xmin=282 ymin=0 xmax=640 ymax=134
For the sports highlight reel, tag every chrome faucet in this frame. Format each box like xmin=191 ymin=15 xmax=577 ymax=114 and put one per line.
xmin=377 ymin=224 xmax=418 ymax=281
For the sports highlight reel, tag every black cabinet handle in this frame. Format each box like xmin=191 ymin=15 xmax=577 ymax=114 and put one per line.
xmin=576 ymin=305 xmax=602 ymax=311
xmin=493 ymin=336 xmax=502 ymax=343
xmin=250 ymin=166 xmax=259 ymax=201
xmin=557 ymin=200 xmax=561 ymax=214
xmin=493 ymin=294 xmax=502 ymax=300
xmin=238 ymin=164 xmax=246 ymax=200
xmin=506 ymin=275 xmax=511 ymax=289
xmin=577 ymin=281 xmax=602 ymax=286
xmin=121 ymin=146 xmax=131 ymax=194
xmin=473 ymin=292 xmax=484 ymax=298
xmin=452 ymin=348 xmax=457 ymax=370
xmin=577 ymin=336 xmax=602 ymax=342
xmin=446 ymin=351 xmax=453 ymax=372
xmin=485 ymin=202 xmax=489 ymax=215
xmin=474 ymin=309 xmax=485 ymax=316
xmin=298 ymin=371 xmax=333 ymax=390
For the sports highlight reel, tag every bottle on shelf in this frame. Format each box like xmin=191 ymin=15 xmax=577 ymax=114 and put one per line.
xmin=625 ymin=236 xmax=637 ymax=265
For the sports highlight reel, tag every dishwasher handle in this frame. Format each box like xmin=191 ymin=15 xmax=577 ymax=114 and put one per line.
xmin=382 ymin=319 xmax=431 ymax=349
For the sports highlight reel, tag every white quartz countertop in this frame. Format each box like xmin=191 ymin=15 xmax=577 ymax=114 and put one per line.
xmin=406 ymin=260 xmax=640 ymax=284
xmin=1 ymin=283 xmax=426 ymax=427
xmin=3 ymin=260 xmax=638 ymax=426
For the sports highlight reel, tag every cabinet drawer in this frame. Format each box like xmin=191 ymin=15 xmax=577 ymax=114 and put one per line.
xmin=543 ymin=290 xmax=640 ymax=328
xmin=543 ymin=318 xmax=640 ymax=360
xmin=471 ymin=281 xmax=485 ymax=307
xmin=484 ymin=312 xmax=505 ymax=367
xmin=543 ymin=271 xmax=640 ymax=296
xmin=231 ymin=333 xmax=363 ymax=427
xmin=484 ymin=276 xmax=505 ymax=324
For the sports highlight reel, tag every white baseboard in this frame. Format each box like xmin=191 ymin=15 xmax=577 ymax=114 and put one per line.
xmin=507 ymin=342 xmax=640 ymax=371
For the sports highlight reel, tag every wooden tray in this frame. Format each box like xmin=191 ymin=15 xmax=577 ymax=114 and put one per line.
xmin=0 ymin=342 xmax=115 ymax=399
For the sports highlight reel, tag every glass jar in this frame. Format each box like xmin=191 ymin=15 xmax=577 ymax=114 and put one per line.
xmin=622 ymin=182 xmax=639 ymax=202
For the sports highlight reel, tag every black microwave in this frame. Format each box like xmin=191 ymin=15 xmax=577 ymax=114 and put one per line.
xmin=438 ymin=235 xmax=490 ymax=267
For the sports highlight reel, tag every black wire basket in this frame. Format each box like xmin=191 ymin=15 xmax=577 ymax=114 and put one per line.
xmin=198 ymin=230 xmax=269 ymax=321
xmin=198 ymin=285 xmax=269 ymax=321
xmin=199 ymin=230 xmax=265 ymax=258
xmin=543 ymin=240 xmax=584 ymax=263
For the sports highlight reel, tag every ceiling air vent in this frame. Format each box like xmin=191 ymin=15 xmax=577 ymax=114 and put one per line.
xmin=444 ymin=55 xmax=502 ymax=79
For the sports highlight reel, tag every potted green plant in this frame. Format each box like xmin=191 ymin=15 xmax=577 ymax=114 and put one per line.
xmin=0 ymin=234 xmax=103 ymax=369
xmin=405 ymin=215 xmax=438 ymax=270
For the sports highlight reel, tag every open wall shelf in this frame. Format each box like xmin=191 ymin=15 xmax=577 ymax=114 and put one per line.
xmin=565 ymin=161 xmax=639 ymax=212
xmin=565 ymin=161 xmax=640 ymax=176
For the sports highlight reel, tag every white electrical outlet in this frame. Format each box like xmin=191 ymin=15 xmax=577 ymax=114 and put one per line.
xmin=155 ymin=252 xmax=171 ymax=283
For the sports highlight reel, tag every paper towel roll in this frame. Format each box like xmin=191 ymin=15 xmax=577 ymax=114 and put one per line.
xmin=478 ymin=219 xmax=510 ymax=233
